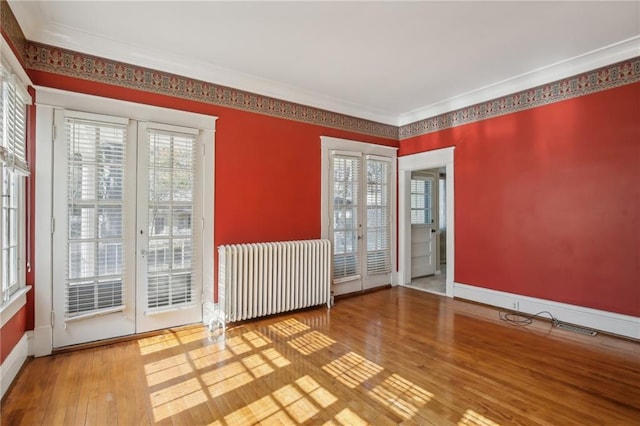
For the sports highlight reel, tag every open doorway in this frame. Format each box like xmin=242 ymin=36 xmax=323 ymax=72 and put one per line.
xmin=398 ymin=147 xmax=454 ymax=297
xmin=406 ymin=168 xmax=447 ymax=294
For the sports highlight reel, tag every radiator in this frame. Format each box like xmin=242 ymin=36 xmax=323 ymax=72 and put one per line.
xmin=217 ymin=239 xmax=332 ymax=323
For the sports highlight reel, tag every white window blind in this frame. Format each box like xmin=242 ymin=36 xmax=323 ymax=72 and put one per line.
xmin=146 ymin=127 xmax=197 ymax=311
xmin=366 ymin=156 xmax=391 ymax=275
xmin=0 ymin=60 xmax=29 ymax=303
xmin=65 ymin=116 xmax=128 ymax=318
xmin=0 ymin=65 xmax=30 ymax=175
xmin=331 ymin=153 xmax=361 ymax=281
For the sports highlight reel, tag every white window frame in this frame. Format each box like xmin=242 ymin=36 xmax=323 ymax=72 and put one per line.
xmin=0 ymin=45 xmax=32 ymax=328
xmin=34 ymin=87 xmax=216 ymax=356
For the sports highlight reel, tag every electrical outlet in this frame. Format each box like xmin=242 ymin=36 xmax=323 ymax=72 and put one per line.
xmin=511 ymin=301 xmax=519 ymax=311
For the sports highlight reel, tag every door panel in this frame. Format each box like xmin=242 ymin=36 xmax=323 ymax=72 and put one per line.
xmin=330 ymin=152 xmax=392 ymax=295
xmin=52 ymin=110 xmax=136 ymax=348
xmin=330 ymin=153 xmax=362 ymax=295
xmin=411 ymin=225 xmax=435 ymax=278
xmin=136 ymin=123 xmax=202 ymax=333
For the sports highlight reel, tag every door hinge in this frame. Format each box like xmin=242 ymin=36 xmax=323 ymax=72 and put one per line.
xmin=202 ymin=143 xmax=206 ymax=157
xmin=51 ymin=217 xmax=55 ymax=234
xmin=51 ymin=311 xmax=55 ymax=327
xmin=202 ymin=217 xmax=205 ymax=230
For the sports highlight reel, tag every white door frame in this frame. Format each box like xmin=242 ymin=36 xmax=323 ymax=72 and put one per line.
xmin=33 ymin=87 xmax=216 ymax=355
xmin=398 ymin=147 xmax=455 ymax=297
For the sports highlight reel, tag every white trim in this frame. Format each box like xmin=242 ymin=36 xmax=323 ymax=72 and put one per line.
xmin=33 ymin=105 xmax=54 ymax=357
xmin=201 ymin=127 xmax=215 ymax=327
xmin=0 ymin=286 xmax=31 ymax=328
xmin=398 ymin=36 xmax=640 ymax=126
xmin=35 ymin=87 xmax=216 ymax=131
xmin=0 ymin=332 xmax=29 ymax=399
xmin=398 ymin=147 xmax=454 ymax=296
xmin=454 ymin=282 xmax=640 ymax=340
xmin=0 ymin=37 xmax=33 ymax=88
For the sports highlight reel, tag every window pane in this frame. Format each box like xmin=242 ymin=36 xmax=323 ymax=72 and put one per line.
xmin=65 ymin=117 xmax=127 ymax=316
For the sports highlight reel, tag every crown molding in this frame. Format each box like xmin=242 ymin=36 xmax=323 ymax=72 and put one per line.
xmin=398 ymin=36 xmax=640 ymax=127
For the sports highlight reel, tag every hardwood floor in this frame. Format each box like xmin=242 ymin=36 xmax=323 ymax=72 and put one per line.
xmin=2 ymin=287 xmax=639 ymax=425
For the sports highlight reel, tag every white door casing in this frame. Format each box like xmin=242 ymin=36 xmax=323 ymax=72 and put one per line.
xmin=399 ymin=147 xmax=455 ymax=297
xmin=34 ymin=88 xmax=215 ymax=353
xmin=321 ymin=137 xmax=397 ymax=296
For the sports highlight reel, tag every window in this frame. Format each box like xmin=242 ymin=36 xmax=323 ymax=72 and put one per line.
xmin=410 ymin=177 xmax=432 ymax=225
xmin=0 ymin=60 xmax=30 ymax=304
xmin=64 ymin=115 xmax=127 ymax=316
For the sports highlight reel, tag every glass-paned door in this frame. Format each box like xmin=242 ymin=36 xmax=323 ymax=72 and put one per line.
xmin=136 ymin=122 xmax=202 ymax=333
xmin=330 ymin=151 xmax=392 ymax=296
xmin=52 ymin=112 xmax=203 ymax=347
xmin=331 ymin=153 xmax=362 ymax=294
xmin=52 ymin=111 xmax=136 ymax=347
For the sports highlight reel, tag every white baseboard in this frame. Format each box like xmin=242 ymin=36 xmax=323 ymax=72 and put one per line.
xmin=454 ymin=282 xmax=640 ymax=340
xmin=0 ymin=333 xmax=29 ymax=399
xmin=33 ymin=325 xmax=53 ymax=357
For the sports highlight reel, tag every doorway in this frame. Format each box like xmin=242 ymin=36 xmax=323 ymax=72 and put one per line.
xmin=408 ymin=168 xmax=447 ymax=294
xmin=398 ymin=147 xmax=454 ymax=297
xmin=34 ymin=88 xmax=215 ymax=354
xmin=321 ymin=137 xmax=397 ymax=296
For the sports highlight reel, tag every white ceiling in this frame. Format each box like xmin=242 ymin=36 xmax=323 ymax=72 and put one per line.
xmin=9 ymin=1 xmax=640 ymax=126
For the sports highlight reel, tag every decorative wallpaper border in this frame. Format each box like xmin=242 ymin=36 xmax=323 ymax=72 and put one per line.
xmin=1 ymin=0 xmax=27 ymax=65
xmin=399 ymin=57 xmax=640 ymax=140
xmin=24 ymin=41 xmax=400 ymax=140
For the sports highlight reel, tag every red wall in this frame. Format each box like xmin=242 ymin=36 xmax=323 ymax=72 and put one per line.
xmin=400 ymin=82 xmax=640 ymax=317
xmin=0 ymin=305 xmax=27 ymax=364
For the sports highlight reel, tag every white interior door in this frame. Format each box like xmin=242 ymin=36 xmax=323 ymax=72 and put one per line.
xmin=52 ymin=111 xmax=203 ymax=347
xmin=329 ymin=151 xmax=392 ymax=295
xmin=410 ymin=176 xmax=436 ymax=278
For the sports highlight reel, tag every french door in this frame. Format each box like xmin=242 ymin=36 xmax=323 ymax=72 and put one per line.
xmin=329 ymin=151 xmax=393 ymax=295
xmin=52 ymin=110 xmax=203 ymax=348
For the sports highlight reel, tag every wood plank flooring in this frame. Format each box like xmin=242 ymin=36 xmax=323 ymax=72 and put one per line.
xmin=2 ymin=287 xmax=639 ymax=425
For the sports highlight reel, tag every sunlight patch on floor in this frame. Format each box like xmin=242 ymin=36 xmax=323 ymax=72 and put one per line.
xmin=459 ymin=409 xmax=500 ymax=426
xmin=150 ymin=377 xmax=207 ymax=421
xmin=273 ymin=383 xmax=320 ymax=423
xmin=287 ymin=330 xmax=336 ymax=355
xmin=322 ymin=352 xmax=384 ymax=388
xmin=145 ymin=355 xmax=194 ymax=387
xmin=137 ymin=333 xmax=181 ymax=355
xmin=369 ymin=373 xmax=434 ymax=420
xmin=325 ymin=408 xmax=369 ymax=426
xmin=268 ymin=318 xmax=311 ymax=337
xmin=295 ymin=375 xmax=338 ymax=408
xmin=188 ymin=345 xmax=235 ymax=369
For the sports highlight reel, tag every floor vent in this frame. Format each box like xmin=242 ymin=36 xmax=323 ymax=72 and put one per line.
xmin=556 ymin=322 xmax=598 ymax=336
